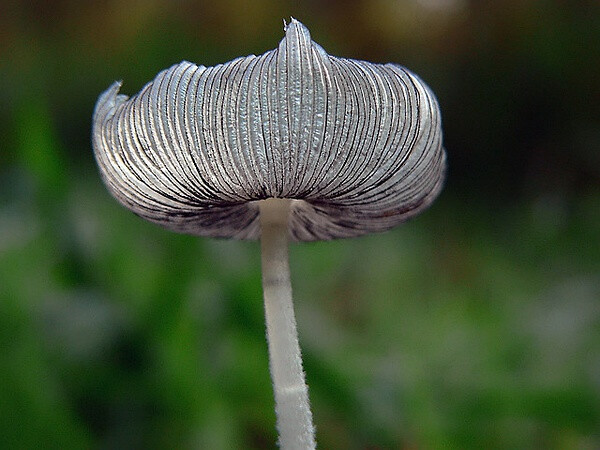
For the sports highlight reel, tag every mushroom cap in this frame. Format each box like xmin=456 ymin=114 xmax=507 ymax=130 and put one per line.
xmin=92 ymin=19 xmax=446 ymax=241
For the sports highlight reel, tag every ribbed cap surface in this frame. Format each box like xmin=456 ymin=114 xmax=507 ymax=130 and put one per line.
xmin=93 ymin=19 xmax=446 ymax=241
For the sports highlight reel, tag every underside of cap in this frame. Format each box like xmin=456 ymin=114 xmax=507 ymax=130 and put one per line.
xmin=92 ymin=20 xmax=446 ymax=241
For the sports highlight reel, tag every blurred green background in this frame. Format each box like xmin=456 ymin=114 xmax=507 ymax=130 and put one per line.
xmin=1 ymin=0 xmax=599 ymax=448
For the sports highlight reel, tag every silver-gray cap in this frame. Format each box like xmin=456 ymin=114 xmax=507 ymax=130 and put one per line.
xmin=92 ymin=19 xmax=446 ymax=241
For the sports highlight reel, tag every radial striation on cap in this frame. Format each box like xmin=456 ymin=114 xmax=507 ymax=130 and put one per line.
xmin=92 ymin=19 xmax=446 ymax=241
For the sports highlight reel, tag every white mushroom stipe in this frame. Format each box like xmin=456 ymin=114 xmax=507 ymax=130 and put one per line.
xmin=92 ymin=18 xmax=446 ymax=449
xmin=259 ymin=198 xmax=315 ymax=449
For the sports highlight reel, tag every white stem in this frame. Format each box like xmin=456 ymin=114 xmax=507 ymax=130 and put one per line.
xmin=259 ymin=198 xmax=316 ymax=449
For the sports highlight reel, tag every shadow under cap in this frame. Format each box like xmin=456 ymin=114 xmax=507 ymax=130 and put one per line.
xmin=92 ymin=19 xmax=446 ymax=241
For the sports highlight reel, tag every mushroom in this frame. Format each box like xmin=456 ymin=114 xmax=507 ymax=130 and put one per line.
xmin=92 ymin=19 xmax=445 ymax=449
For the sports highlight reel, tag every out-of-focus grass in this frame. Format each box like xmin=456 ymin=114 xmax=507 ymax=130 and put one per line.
xmin=1 ymin=152 xmax=598 ymax=448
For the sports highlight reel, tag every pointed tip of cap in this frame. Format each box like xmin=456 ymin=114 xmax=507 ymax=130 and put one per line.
xmin=283 ymin=16 xmax=300 ymax=30
xmin=284 ymin=17 xmax=306 ymax=31
xmin=282 ymin=17 xmax=311 ymax=42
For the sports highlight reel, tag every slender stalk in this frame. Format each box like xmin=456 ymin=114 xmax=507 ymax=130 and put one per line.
xmin=259 ymin=198 xmax=316 ymax=449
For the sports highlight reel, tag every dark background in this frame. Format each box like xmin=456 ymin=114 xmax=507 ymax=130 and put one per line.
xmin=1 ymin=0 xmax=599 ymax=448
